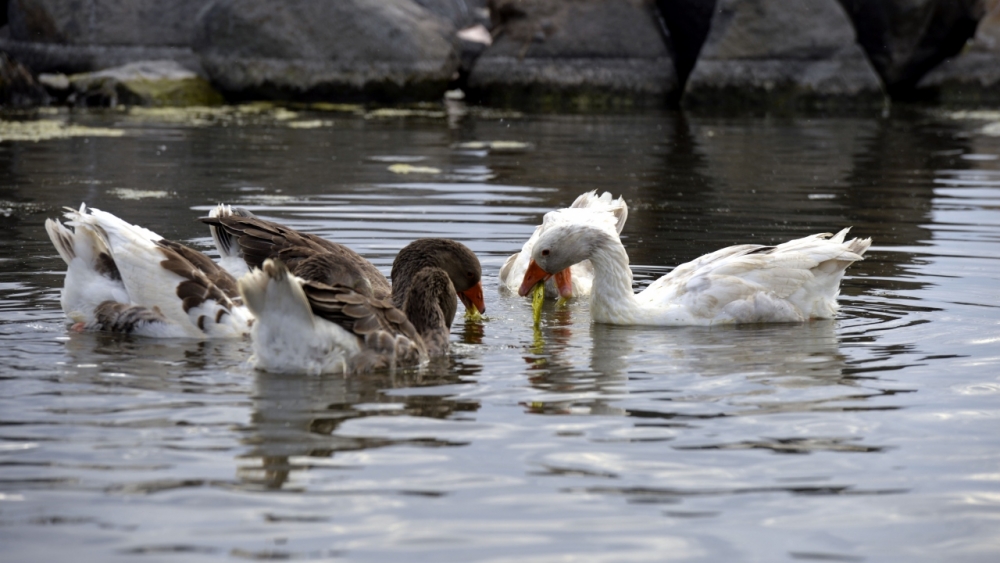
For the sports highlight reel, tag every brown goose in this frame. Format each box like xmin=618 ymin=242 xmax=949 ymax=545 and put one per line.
xmin=202 ymin=208 xmax=486 ymax=313
xmin=202 ymin=208 xmax=391 ymax=299
xmin=238 ymin=237 xmax=482 ymax=375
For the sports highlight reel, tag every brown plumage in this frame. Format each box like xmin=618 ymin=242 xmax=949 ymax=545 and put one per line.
xmin=241 ymin=237 xmax=482 ymax=374
xmin=390 ymin=238 xmax=483 ymax=316
xmin=201 ymin=214 xmax=391 ymax=299
xmin=156 ymin=240 xmax=243 ymax=313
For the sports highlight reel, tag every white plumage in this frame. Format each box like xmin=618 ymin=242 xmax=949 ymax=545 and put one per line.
xmin=500 ymin=190 xmax=627 ymax=299
xmin=239 ymin=260 xmax=365 ymax=375
xmin=45 ymin=204 xmax=252 ymax=338
xmin=521 ymin=222 xmax=871 ymax=326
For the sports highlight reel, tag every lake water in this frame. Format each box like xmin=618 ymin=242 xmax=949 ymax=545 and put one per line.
xmin=1 ymin=103 xmax=999 ymax=562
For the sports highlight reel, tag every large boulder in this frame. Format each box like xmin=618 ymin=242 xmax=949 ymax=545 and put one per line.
xmin=837 ymin=0 xmax=981 ymax=98
xmin=1 ymin=0 xmax=210 ymax=74
xmin=683 ymin=0 xmax=885 ymax=111
xmin=194 ymin=0 xmax=461 ymax=102
xmin=7 ymin=0 xmax=208 ymax=46
xmin=917 ymin=0 xmax=1000 ymax=104
xmin=466 ymin=0 xmax=678 ymax=111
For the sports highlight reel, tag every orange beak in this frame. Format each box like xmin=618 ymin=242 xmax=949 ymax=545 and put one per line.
xmin=518 ymin=260 xmax=552 ymax=296
xmin=553 ymin=268 xmax=573 ymax=299
xmin=459 ymin=281 xmax=486 ymax=314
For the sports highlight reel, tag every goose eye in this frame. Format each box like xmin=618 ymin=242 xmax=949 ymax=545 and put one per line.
xmin=466 ymin=271 xmax=475 ymax=279
xmin=541 ymin=249 xmax=550 ymax=256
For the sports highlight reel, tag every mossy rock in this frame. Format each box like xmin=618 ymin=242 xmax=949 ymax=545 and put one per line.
xmin=69 ymin=61 xmax=225 ymax=107
xmin=117 ymin=77 xmax=224 ymax=107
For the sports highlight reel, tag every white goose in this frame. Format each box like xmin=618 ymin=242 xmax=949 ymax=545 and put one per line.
xmin=45 ymin=204 xmax=253 ymax=337
xmin=519 ymin=222 xmax=871 ymax=326
xmin=500 ymin=190 xmax=627 ymax=299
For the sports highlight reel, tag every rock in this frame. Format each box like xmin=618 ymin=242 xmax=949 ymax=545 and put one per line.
xmin=837 ymin=0 xmax=981 ymax=98
xmin=684 ymin=0 xmax=885 ymax=111
xmin=8 ymin=0 xmax=211 ymax=46
xmin=0 ymin=39 xmax=204 ymax=76
xmin=466 ymin=0 xmax=678 ymax=110
xmin=194 ymin=0 xmax=460 ymax=102
xmin=68 ymin=60 xmax=223 ymax=107
xmin=414 ymin=0 xmax=491 ymax=29
xmin=918 ymin=0 xmax=1000 ymax=104
xmin=2 ymin=0 xmax=211 ymax=74
xmin=0 ymin=52 xmax=51 ymax=107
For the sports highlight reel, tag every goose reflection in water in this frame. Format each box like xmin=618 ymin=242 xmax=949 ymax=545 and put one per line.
xmin=522 ymin=314 xmax=885 ymax=420
xmin=239 ymin=360 xmax=481 ymax=491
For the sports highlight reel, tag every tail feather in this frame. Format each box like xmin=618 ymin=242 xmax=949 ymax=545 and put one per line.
xmin=45 ymin=218 xmax=76 ymax=264
xmin=208 ymin=203 xmax=255 ymax=260
xmin=569 ymin=190 xmax=628 ymax=233
xmin=239 ymin=259 xmax=313 ymax=326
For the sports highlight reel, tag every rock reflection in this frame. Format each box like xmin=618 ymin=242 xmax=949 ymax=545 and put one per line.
xmin=239 ymin=363 xmax=479 ymax=491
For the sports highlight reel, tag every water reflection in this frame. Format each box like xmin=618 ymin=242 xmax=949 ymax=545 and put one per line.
xmin=241 ymin=364 xmax=480 ymax=491
xmin=2 ymin=108 xmax=999 ymax=562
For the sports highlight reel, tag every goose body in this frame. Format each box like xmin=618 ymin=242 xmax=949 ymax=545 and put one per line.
xmin=202 ymin=209 xmax=393 ymax=299
xmin=519 ymin=223 xmax=871 ymax=326
xmin=239 ymin=238 xmax=482 ymax=375
xmin=202 ymin=210 xmax=485 ymax=314
xmin=45 ymin=204 xmax=252 ymax=337
xmin=501 ymin=190 xmax=627 ymax=299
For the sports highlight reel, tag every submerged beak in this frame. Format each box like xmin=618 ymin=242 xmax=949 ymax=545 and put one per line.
xmin=553 ymin=268 xmax=573 ymax=299
xmin=518 ymin=260 xmax=552 ymax=296
xmin=459 ymin=281 xmax=486 ymax=314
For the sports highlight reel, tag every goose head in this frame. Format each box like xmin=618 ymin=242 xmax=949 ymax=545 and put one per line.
xmin=392 ymin=239 xmax=485 ymax=314
xmin=518 ymin=223 xmax=612 ymax=296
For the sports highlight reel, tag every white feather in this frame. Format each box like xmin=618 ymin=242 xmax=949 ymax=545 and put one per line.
xmin=501 ymin=190 xmax=628 ymax=298
xmin=240 ymin=261 xmax=362 ymax=375
xmin=532 ymin=224 xmax=871 ymax=326
xmin=46 ymin=204 xmax=251 ymax=338
xmin=208 ymin=203 xmax=250 ymax=278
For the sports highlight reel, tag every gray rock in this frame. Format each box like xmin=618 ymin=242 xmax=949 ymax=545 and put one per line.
xmin=684 ymin=0 xmax=885 ymax=111
xmin=467 ymin=0 xmax=677 ymax=110
xmin=0 ymin=38 xmax=204 ymax=75
xmin=414 ymin=0 xmax=491 ymax=29
xmin=8 ymin=0 xmax=211 ymax=46
xmin=3 ymin=0 xmax=211 ymax=74
xmin=68 ymin=60 xmax=223 ymax=107
xmin=837 ymin=0 xmax=980 ymax=97
xmin=194 ymin=0 xmax=460 ymax=102
xmin=918 ymin=0 xmax=1000 ymax=104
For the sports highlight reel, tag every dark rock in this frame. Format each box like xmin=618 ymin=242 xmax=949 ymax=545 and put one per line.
xmin=67 ymin=60 xmax=223 ymax=107
xmin=0 ymin=39 xmax=204 ymax=75
xmin=8 ymin=0 xmax=211 ymax=46
xmin=466 ymin=0 xmax=678 ymax=111
xmin=194 ymin=0 xmax=460 ymax=102
xmin=837 ymin=0 xmax=981 ymax=98
xmin=684 ymin=0 xmax=885 ymax=112
xmin=415 ymin=0 xmax=491 ymax=29
xmin=0 ymin=52 xmax=51 ymax=107
xmin=655 ymin=0 xmax=716 ymax=87
xmin=2 ymin=0 xmax=210 ymax=74
xmin=918 ymin=0 xmax=1000 ymax=104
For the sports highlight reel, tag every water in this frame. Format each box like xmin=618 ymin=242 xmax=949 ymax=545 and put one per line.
xmin=2 ymin=104 xmax=1000 ymax=562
